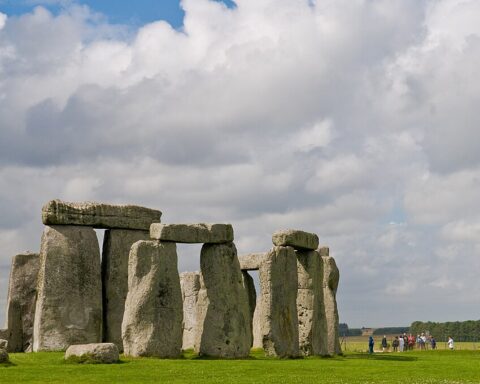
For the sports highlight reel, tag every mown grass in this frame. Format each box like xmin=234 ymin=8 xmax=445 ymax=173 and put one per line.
xmin=1 ymin=349 xmax=480 ymax=383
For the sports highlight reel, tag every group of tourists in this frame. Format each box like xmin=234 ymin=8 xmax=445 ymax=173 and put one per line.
xmin=368 ymin=333 xmax=455 ymax=353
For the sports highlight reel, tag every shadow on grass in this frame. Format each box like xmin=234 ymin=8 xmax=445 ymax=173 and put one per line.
xmin=0 ymin=361 xmax=17 ymax=367
xmin=345 ymin=353 xmax=418 ymax=362
xmin=64 ymin=357 xmax=128 ymax=365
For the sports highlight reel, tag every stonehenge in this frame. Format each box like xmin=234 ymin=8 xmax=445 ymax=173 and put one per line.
xmin=195 ymin=242 xmax=251 ymax=357
xmin=180 ymin=272 xmax=201 ymax=350
xmin=321 ymin=247 xmax=342 ymax=355
xmin=121 ymin=241 xmax=183 ymax=358
xmin=42 ymin=200 xmax=161 ymax=230
xmin=33 ymin=226 xmax=103 ymax=352
xmin=3 ymin=252 xmax=39 ymax=352
xmin=102 ymin=229 xmax=150 ymax=351
xmin=0 ymin=199 xmax=342 ymax=359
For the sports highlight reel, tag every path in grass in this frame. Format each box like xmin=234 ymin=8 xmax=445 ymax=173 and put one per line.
xmin=1 ymin=350 xmax=479 ymax=383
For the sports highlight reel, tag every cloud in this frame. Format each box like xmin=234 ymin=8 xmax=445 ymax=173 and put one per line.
xmin=0 ymin=0 xmax=480 ymax=327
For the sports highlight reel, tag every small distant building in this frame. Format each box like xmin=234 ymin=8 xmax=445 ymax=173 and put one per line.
xmin=361 ymin=327 xmax=375 ymax=336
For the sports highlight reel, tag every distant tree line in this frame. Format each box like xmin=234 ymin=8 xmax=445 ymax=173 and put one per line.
xmin=339 ymin=323 xmax=362 ymax=336
xmin=410 ymin=320 xmax=480 ymax=342
xmin=373 ymin=327 xmax=409 ymax=335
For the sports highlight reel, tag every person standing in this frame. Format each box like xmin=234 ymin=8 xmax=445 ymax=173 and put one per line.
xmin=381 ymin=335 xmax=388 ymax=352
xmin=399 ymin=335 xmax=404 ymax=352
xmin=431 ymin=336 xmax=436 ymax=350
xmin=393 ymin=336 xmax=399 ymax=352
xmin=368 ymin=336 xmax=374 ymax=354
xmin=448 ymin=336 xmax=454 ymax=350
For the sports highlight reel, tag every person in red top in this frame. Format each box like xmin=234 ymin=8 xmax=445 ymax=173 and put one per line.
xmin=408 ymin=334 xmax=415 ymax=350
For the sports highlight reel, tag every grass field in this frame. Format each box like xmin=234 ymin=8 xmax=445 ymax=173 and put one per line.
xmin=1 ymin=348 xmax=480 ymax=384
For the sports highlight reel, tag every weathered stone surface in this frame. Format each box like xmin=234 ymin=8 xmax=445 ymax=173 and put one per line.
xmin=180 ymin=272 xmax=201 ymax=350
xmin=319 ymin=246 xmax=329 ymax=256
xmin=259 ymin=246 xmax=299 ymax=357
xmin=102 ymin=229 xmax=150 ymax=351
xmin=65 ymin=343 xmax=119 ymax=363
xmin=122 ymin=241 xmax=183 ymax=358
xmin=0 ymin=331 xmax=7 ymax=342
xmin=296 ymin=250 xmax=328 ymax=356
xmin=272 ymin=229 xmax=319 ymax=250
xmin=4 ymin=252 xmax=39 ymax=352
xmin=33 ymin=226 xmax=102 ymax=352
xmin=322 ymin=255 xmax=341 ymax=355
xmin=252 ymin=297 xmax=263 ymax=348
xmin=242 ymin=271 xmax=256 ymax=348
xmin=150 ymin=223 xmax=233 ymax=244
xmin=195 ymin=242 xmax=251 ymax=358
xmin=42 ymin=200 xmax=161 ymax=230
xmin=0 ymin=349 xmax=8 ymax=363
xmin=238 ymin=253 xmax=266 ymax=270
xmin=0 ymin=339 xmax=7 ymax=350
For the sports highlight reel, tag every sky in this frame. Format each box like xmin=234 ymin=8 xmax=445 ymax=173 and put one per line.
xmin=0 ymin=0 xmax=480 ymax=329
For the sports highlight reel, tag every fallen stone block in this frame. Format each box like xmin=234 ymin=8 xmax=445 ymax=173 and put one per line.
xmin=238 ymin=253 xmax=266 ymax=270
xmin=272 ymin=229 xmax=319 ymax=250
xmin=122 ymin=241 xmax=183 ymax=358
xmin=5 ymin=252 xmax=40 ymax=352
xmin=0 ymin=339 xmax=7 ymax=350
xmin=33 ymin=225 xmax=102 ymax=352
xmin=42 ymin=199 xmax=161 ymax=230
xmin=0 ymin=349 xmax=9 ymax=364
xmin=150 ymin=223 xmax=233 ymax=244
xmin=322 ymin=254 xmax=341 ymax=355
xmin=180 ymin=271 xmax=201 ymax=350
xmin=65 ymin=343 xmax=119 ymax=364
xmin=296 ymin=250 xmax=327 ymax=356
xmin=259 ymin=246 xmax=299 ymax=357
xmin=102 ymin=229 xmax=150 ymax=351
xmin=195 ymin=242 xmax=251 ymax=358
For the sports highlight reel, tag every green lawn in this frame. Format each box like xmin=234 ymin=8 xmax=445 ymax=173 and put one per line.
xmin=1 ymin=349 xmax=480 ymax=383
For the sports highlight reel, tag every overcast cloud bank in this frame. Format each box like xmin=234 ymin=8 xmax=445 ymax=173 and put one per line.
xmin=1 ymin=0 xmax=480 ymax=327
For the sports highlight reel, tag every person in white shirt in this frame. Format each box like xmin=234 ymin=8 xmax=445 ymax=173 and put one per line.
xmin=448 ymin=336 xmax=454 ymax=350
xmin=399 ymin=335 xmax=405 ymax=352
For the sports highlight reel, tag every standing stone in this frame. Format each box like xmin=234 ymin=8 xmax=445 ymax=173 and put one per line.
xmin=296 ymin=250 xmax=328 ymax=356
xmin=322 ymin=254 xmax=341 ymax=355
xmin=42 ymin=200 xmax=161 ymax=230
xmin=259 ymin=246 xmax=299 ymax=357
xmin=4 ymin=252 xmax=40 ymax=352
xmin=195 ymin=242 xmax=251 ymax=358
xmin=122 ymin=241 xmax=183 ymax=358
xmin=102 ymin=229 xmax=150 ymax=351
xmin=33 ymin=226 xmax=102 ymax=352
xmin=180 ymin=272 xmax=201 ymax=350
xmin=242 ymin=271 xmax=256 ymax=348
xmin=252 ymin=296 xmax=263 ymax=349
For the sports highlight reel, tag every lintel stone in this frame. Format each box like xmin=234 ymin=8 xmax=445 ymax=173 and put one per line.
xmin=238 ymin=253 xmax=266 ymax=270
xmin=42 ymin=200 xmax=161 ymax=230
xmin=272 ymin=229 xmax=319 ymax=250
xmin=150 ymin=223 xmax=233 ymax=244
